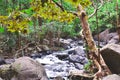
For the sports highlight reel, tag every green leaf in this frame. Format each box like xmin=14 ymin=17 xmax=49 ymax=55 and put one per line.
xmin=0 ymin=27 xmax=4 ymax=33
xmin=29 ymin=21 xmax=33 ymax=26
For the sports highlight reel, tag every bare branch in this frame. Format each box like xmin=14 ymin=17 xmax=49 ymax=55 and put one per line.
xmin=52 ymin=0 xmax=65 ymax=11
xmin=88 ymin=0 xmax=104 ymax=19
xmin=52 ymin=0 xmax=78 ymax=16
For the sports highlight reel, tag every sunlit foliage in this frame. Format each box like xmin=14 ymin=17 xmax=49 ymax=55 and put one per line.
xmin=31 ymin=0 xmax=75 ymax=22
xmin=0 ymin=11 xmax=30 ymax=34
xmin=65 ymin=0 xmax=91 ymax=8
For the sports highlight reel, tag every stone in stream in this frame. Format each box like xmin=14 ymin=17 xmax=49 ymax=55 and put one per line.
xmin=74 ymin=63 xmax=84 ymax=70
xmin=69 ymin=54 xmax=84 ymax=63
xmin=72 ymin=46 xmax=85 ymax=55
xmin=5 ymin=59 xmax=15 ymax=64
xmin=0 ymin=58 xmax=6 ymax=65
xmin=10 ymin=57 xmax=48 ymax=80
xmin=100 ymin=43 xmax=120 ymax=74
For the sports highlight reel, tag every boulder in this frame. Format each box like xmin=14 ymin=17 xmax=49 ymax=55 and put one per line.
xmin=100 ymin=44 xmax=120 ymax=74
xmin=94 ymin=29 xmax=110 ymax=42
xmin=102 ymin=74 xmax=120 ymax=80
xmin=11 ymin=57 xmax=48 ymax=80
xmin=94 ymin=28 xmax=118 ymax=43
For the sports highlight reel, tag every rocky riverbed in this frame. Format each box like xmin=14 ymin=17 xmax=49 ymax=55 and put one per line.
xmin=0 ymin=34 xmax=120 ymax=80
xmin=30 ymin=39 xmax=88 ymax=79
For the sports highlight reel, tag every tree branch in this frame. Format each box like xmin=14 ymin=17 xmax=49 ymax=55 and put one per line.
xmin=52 ymin=0 xmax=65 ymax=11
xmin=88 ymin=0 xmax=104 ymax=18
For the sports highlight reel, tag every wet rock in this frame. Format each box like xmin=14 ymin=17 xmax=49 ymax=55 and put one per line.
xmin=44 ymin=62 xmax=77 ymax=79
xmin=69 ymin=54 xmax=84 ymax=63
xmin=78 ymin=40 xmax=84 ymax=45
xmin=11 ymin=57 xmax=48 ymax=80
xmin=5 ymin=59 xmax=15 ymax=64
xmin=74 ymin=46 xmax=85 ymax=55
xmin=100 ymin=44 xmax=120 ymax=74
xmin=59 ymin=38 xmax=72 ymax=45
xmin=74 ymin=63 xmax=84 ymax=70
xmin=36 ymin=55 xmax=65 ymax=65
xmin=53 ymin=52 xmax=69 ymax=60
xmin=66 ymin=39 xmax=73 ymax=43
xmin=36 ymin=58 xmax=54 ymax=65
xmin=102 ymin=74 xmax=120 ymax=80
xmin=30 ymin=53 xmax=42 ymax=59
xmin=0 ymin=58 xmax=5 ymax=65
xmin=67 ymin=46 xmax=85 ymax=56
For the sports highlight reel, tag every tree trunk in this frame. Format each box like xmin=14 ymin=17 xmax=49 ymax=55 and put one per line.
xmin=77 ymin=4 xmax=111 ymax=78
xmin=116 ymin=0 xmax=120 ymax=42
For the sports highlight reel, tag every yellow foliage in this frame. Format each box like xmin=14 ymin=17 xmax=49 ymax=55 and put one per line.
xmin=65 ymin=0 xmax=91 ymax=8
xmin=31 ymin=0 xmax=75 ymax=23
xmin=0 ymin=11 xmax=29 ymax=34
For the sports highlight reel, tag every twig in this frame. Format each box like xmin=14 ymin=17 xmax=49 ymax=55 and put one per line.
xmin=88 ymin=0 xmax=104 ymax=18
xmin=14 ymin=42 xmax=33 ymax=58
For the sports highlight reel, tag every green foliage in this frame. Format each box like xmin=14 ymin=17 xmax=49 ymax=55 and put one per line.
xmin=87 ymin=0 xmax=120 ymax=32
xmin=0 ymin=27 xmax=4 ymax=33
xmin=0 ymin=0 xmax=31 ymax=15
xmin=21 ymin=8 xmax=33 ymax=16
xmin=84 ymin=60 xmax=92 ymax=71
xmin=61 ymin=23 xmax=78 ymax=37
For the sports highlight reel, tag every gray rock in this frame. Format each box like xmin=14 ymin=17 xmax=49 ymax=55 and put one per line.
xmin=5 ymin=59 xmax=15 ymax=64
xmin=78 ymin=40 xmax=84 ymax=45
xmin=74 ymin=63 xmax=84 ymax=70
xmin=69 ymin=54 xmax=84 ymax=63
xmin=94 ymin=29 xmax=110 ymax=42
xmin=74 ymin=46 xmax=85 ymax=55
xmin=11 ymin=57 xmax=48 ymax=80
xmin=102 ymin=74 xmax=120 ymax=80
xmin=0 ymin=58 xmax=5 ymax=65
xmin=100 ymin=44 xmax=120 ymax=74
xmin=108 ymin=35 xmax=119 ymax=44
xmin=94 ymin=29 xmax=118 ymax=44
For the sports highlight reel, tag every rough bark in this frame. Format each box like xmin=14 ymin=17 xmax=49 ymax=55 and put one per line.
xmin=76 ymin=4 xmax=111 ymax=78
